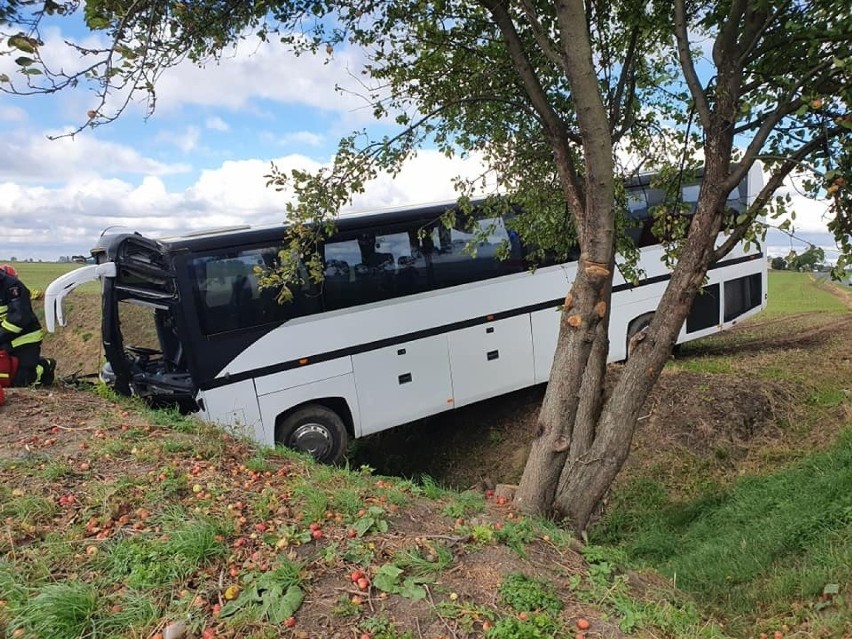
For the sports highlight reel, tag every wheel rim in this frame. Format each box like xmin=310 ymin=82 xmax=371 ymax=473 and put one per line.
xmin=289 ymin=422 xmax=333 ymax=459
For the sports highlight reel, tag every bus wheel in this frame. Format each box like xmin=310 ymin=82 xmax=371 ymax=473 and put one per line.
xmin=626 ymin=313 xmax=654 ymax=358
xmin=277 ymin=405 xmax=349 ymax=465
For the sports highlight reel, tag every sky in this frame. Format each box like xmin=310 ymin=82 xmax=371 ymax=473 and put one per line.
xmin=0 ymin=11 xmax=841 ymax=263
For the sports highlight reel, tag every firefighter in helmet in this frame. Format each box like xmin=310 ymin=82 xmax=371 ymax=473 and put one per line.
xmin=0 ymin=264 xmax=55 ymax=386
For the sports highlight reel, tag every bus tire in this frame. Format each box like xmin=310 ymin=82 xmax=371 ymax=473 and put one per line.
xmin=626 ymin=313 xmax=654 ymax=358
xmin=277 ymin=404 xmax=349 ymax=465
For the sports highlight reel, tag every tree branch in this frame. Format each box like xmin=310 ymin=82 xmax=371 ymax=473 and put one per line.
xmin=518 ymin=0 xmax=566 ymax=72
xmin=736 ymin=1 xmax=787 ymax=67
xmin=479 ymin=0 xmax=584 ymax=207
xmin=609 ymin=26 xmax=639 ymax=135
xmin=713 ymin=0 xmax=747 ymax=67
xmin=713 ymin=131 xmax=836 ymax=261
xmin=725 ymin=63 xmax=837 ymax=195
xmin=673 ymin=0 xmax=711 ymax=128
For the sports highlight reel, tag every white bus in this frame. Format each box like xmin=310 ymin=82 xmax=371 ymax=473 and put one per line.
xmin=45 ymin=167 xmax=767 ymax=463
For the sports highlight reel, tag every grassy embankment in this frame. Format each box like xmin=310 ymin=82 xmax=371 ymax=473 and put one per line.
xmin=593 ymin=272 xmax=851 ymax=637
xmin=4 ymin=263 xmax=850 ymax=638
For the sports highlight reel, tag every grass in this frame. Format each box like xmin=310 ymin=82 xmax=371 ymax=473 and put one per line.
xmin=594 ymin=271 xmax=852 ymax=637
xmin=5 ymin=395 xmax=721 ymax=639
xmin=593 ymin=430 xmax=852 ymax=633
xmin=762 ymin=271 xmax=848 ymax=318
xmin=9 ymin=581 xmax=100 ymax=639
xmin=2 ymin=267 xmax=849 ymax=639
xmin=7 ymin=261 xmax=97 ymax=294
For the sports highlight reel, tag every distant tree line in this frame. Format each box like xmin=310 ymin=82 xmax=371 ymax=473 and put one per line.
xmin=770 ymin=246 xmax=827 ymax=271
xmin=1 ymin=257 xmax=83 ymax=264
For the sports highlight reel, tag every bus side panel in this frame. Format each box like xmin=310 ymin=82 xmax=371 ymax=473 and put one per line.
xmin=255 ymin=357 xmax=353 ymax=396
xmin=256 ymin=372 xmax=362 ymax=439
xmin=530 ymin=263 xmax=573 ymax=383
xmin=352 ymin=335 xmax=453 ymax=436
xmin=198 ymin=381 xmax=266 ymax=443
xmin=531 ymin=306 xmax=561 ymax=383
xmin=448 ymin=314 xmax=535 ymax=407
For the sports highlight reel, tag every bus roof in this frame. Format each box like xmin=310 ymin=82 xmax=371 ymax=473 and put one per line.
xmin=140 ymin=199 xmax=470 ymax=253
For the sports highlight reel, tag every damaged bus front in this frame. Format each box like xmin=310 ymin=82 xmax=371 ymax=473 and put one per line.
xmin=44 ymin=233 xmax=196 ymax=411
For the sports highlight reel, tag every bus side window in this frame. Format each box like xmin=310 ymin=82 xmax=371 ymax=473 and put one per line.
xmin=626 ymin=189 xmax=649 ymax=247
xmin=255 ymin=248 xmax=321 ymax=322
xmin=627 ymin=187 xmax=667 ymax=248
xmin=322 ymin=230 xmax=427 ymax=310
xmin=323 ymin=239 xmax=361 ymax=311
xmin=191 ymin=247 xmax=318 ymax=335
xmin=428 ymin=215 xmax=520 ymax=288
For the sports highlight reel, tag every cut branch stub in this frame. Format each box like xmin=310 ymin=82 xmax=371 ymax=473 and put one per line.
xmin=552 ymin=436 xmax=570 ymax=452
xmin=565 ymin=314 xmax=583 ymax=328
xmin=563 ymin=293 xmax=574 ymax=311
xmin=582 ymin=261 xmax=611 ymax=279
xmin=594 ymin=301 xmax=607 ymax=318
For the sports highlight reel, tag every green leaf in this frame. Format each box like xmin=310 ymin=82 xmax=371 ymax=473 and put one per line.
xmin=373 ymin=564 xmax=403 ymax=592
xmin=218 ymin=596 xmax=249 ymax=618
xmin=8 ymin=35 xmax=36 ymax=53
xmin=353 ymin=516 xmax=374 ymax=537
xmin=87 ymin=16 xmax=110 ymax=29
xmin=398 ymin=578 xmax=427 ymax=600
xmin=268 ymin=585 xmax=304 ymax=624
xmin=14 ymin=57 xmax=34 ymax=67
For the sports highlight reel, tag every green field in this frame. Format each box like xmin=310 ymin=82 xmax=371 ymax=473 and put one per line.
xmin=6 ymin=262 xmax=87 ymax=293
xmin=764 ymin=270 xmax=849 ymax=317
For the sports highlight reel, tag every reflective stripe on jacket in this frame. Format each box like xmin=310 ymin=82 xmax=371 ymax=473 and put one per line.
xmin=0 ymin=271 xmax=43 ymax=351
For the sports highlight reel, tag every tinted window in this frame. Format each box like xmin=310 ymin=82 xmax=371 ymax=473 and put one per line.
xmin=428 ymin=215 xmax=522 ymax=288
xmin=626 ymin=187 xmax=666 ymax=248
xmin=724 ymin=273 xmax=762 ymax=321
xmin=322 ymin=229 xmax=432 ymax=311
xmin=626 ymin=182 xmax=701 ymax=248
xmin=190 ymin=246 xmax=320 ymax=335
xmin=686 ymin=283 xmax=720 ymax=333
xmin=321 ymin=214 xmax=523 ymax=311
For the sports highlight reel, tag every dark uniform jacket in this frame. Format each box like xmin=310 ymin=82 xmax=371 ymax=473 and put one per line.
xmin=0 ymin=270 xmax=44 ymax=353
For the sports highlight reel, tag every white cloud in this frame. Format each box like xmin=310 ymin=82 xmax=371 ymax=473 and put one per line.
xmin=205 ymin=116 xmax=230 ymax=131
xmin=772 ymin=173 xmax=834 ymax=234
xmin=1 ymin=24 xmax=379 ymax=129
xmin=0 ymin=105 xmax=27 ymax=122
xmin=0 ymin=128 xmax=189 ymax=183
xmin=279 ymin=131 xmax=325 ymax=147
xmin=152 ymin=39 xmax=376 ymax=119
xmin=0 ymin=148 xmax=491 ymax=260
xmin=157 ymin=126 xmax=202 ymax=153
xmin=0 ymin=25 xmax=130 ymax=124
xmin=346 ymin=152 xmax=493 ymax=212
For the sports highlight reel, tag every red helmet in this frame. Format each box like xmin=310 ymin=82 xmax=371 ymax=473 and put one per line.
xmin=0 ymin=264 xmax=17 ymax=278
